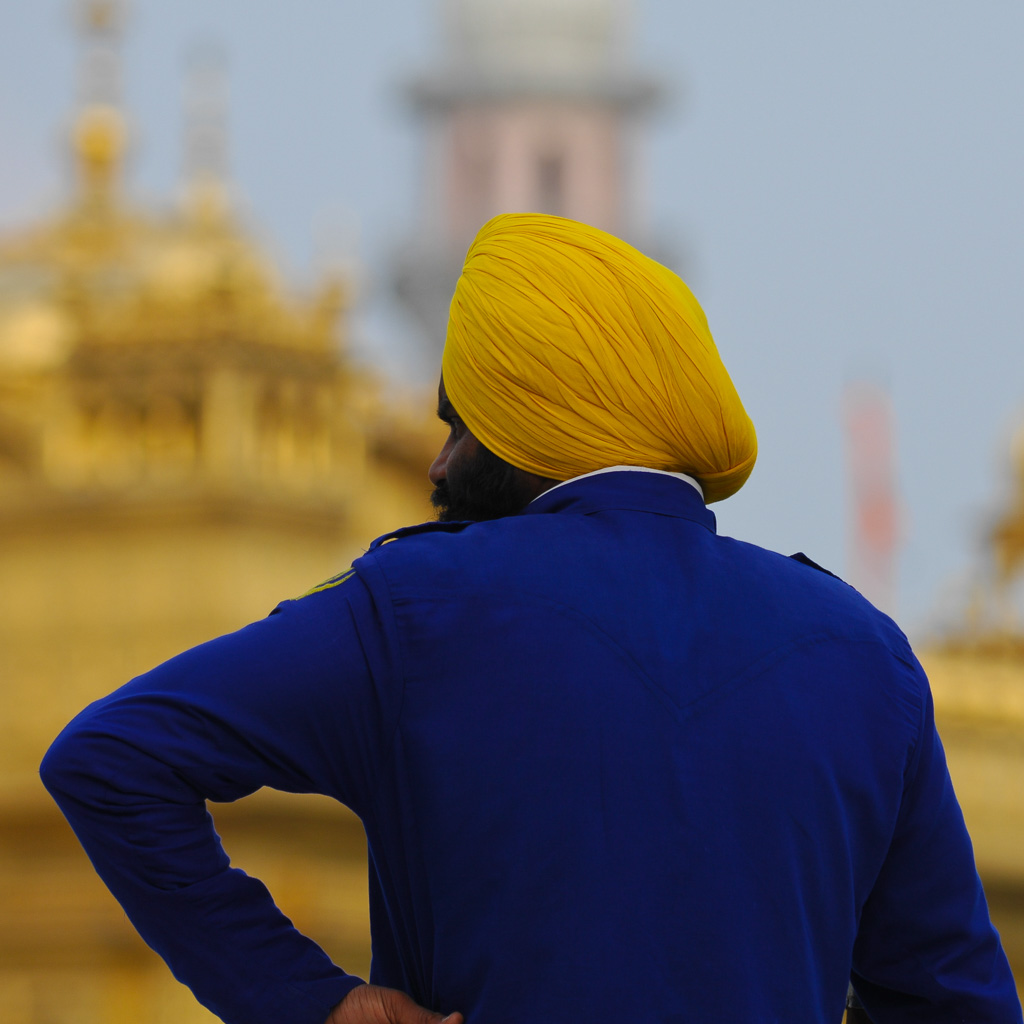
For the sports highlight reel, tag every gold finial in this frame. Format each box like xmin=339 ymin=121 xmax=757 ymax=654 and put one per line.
xmin=80 ymin=0 xmax=122 ymax=34
xmin=71 ymin=0 xmax=129 ymax=209
xmin=72 ymin=105 xmax=127 ymax=202
xmin=75 ymin=0 xmax=126 ymax=104
xmin=989 ymin=420 xmax=1024 ymax=588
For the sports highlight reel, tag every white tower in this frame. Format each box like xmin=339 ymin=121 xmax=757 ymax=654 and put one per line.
xmin=393 ymin=0 xmax=661 ymax=364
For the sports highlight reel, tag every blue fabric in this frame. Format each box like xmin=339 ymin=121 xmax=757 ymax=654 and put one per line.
xmin=41 ymin=471 xmax=1021 ymax=1024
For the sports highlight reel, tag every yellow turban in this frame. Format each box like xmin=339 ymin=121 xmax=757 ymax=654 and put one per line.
xmin=442 ymin=213 xmax=757 ymax=503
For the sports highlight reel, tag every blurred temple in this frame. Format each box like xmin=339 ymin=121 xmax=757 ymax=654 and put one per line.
xmin=393 ymin=0 xmax=662 ymax=365
xmin=0 ymin=4 xmax=439 ymax=1021
xmin=919 ymin=432 xmax=1024 ymax=985
xmin=839 ymin=382 xmax=1024 ymax=986
xmin=3 ymin=3 xmax=1024 ymax=1020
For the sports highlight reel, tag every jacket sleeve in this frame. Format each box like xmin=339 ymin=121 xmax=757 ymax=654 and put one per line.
xmin=851 ymin=658 xmax=1022 ymax=1023
xmin=39 ymin=567 xmax=400 ymax=1024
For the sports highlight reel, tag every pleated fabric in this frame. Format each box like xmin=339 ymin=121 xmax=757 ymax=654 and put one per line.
xmin=443 ymin=213 xmax=756 ymax=503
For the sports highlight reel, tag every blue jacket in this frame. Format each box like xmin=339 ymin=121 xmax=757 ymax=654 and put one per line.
xmin=41 ymin=470 xmax=1021 ymax=1024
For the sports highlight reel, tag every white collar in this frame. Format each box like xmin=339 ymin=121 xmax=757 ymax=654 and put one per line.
xmin=532 ymin=465 xmax=704 ymax=503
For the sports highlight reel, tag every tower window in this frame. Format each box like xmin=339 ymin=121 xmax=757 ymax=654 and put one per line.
xmin=536 ymin=154 xmax=565 ymax=216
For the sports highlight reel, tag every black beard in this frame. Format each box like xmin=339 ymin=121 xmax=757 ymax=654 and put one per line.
xmin=431 ymin=444 xmax=537 ymax=522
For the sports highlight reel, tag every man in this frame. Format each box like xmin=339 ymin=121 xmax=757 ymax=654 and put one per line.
xmin=43 ymin=214 xmax=1021 ymax=1024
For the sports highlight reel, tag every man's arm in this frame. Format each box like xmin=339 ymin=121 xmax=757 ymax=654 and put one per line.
xmin=40 ymin=571 xmax=398 ymax=1024
xmin=851 ymin=658 xmax=1022 ymax=1022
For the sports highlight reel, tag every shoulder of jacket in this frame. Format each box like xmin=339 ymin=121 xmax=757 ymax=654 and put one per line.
xmin=367 ymin=519 xmax=474 ymax=552
xmin=789 ymin=551 xmax=920 ymax=666
xmin=789 ymin=550 xmax=846 ymax=582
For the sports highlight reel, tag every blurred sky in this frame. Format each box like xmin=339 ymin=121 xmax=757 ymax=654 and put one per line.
xmin=2 ymin=0 xmax=1023 ymax=633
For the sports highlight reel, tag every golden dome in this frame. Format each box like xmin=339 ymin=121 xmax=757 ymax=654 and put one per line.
xmin=0 ymin=302 xmax=74 ymax=371
xmin=72 ymin=104 xmax=127 ymax=190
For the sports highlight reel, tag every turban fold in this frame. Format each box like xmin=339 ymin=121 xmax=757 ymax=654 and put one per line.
xmin=442 ymin=213 xmax=756 ymax=503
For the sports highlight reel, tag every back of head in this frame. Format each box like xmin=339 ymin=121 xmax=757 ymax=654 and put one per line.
xmin=442 ymin=213 xmax=757 ymax=502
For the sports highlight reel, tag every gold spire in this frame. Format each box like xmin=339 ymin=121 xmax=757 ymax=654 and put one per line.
xmin=80 ymin=0 xmax=121 ymax=32
xmin=71 ymin=0 xmax=129 ymax=210
xmin=182 ymin=41 xmax=231 ymax=226
xmin=990 ymin=423 xmax=1024 ymax=587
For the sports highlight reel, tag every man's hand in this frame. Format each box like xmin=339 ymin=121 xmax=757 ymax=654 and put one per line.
xmin=325 ymin=983 xmax=465 ymax=1024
